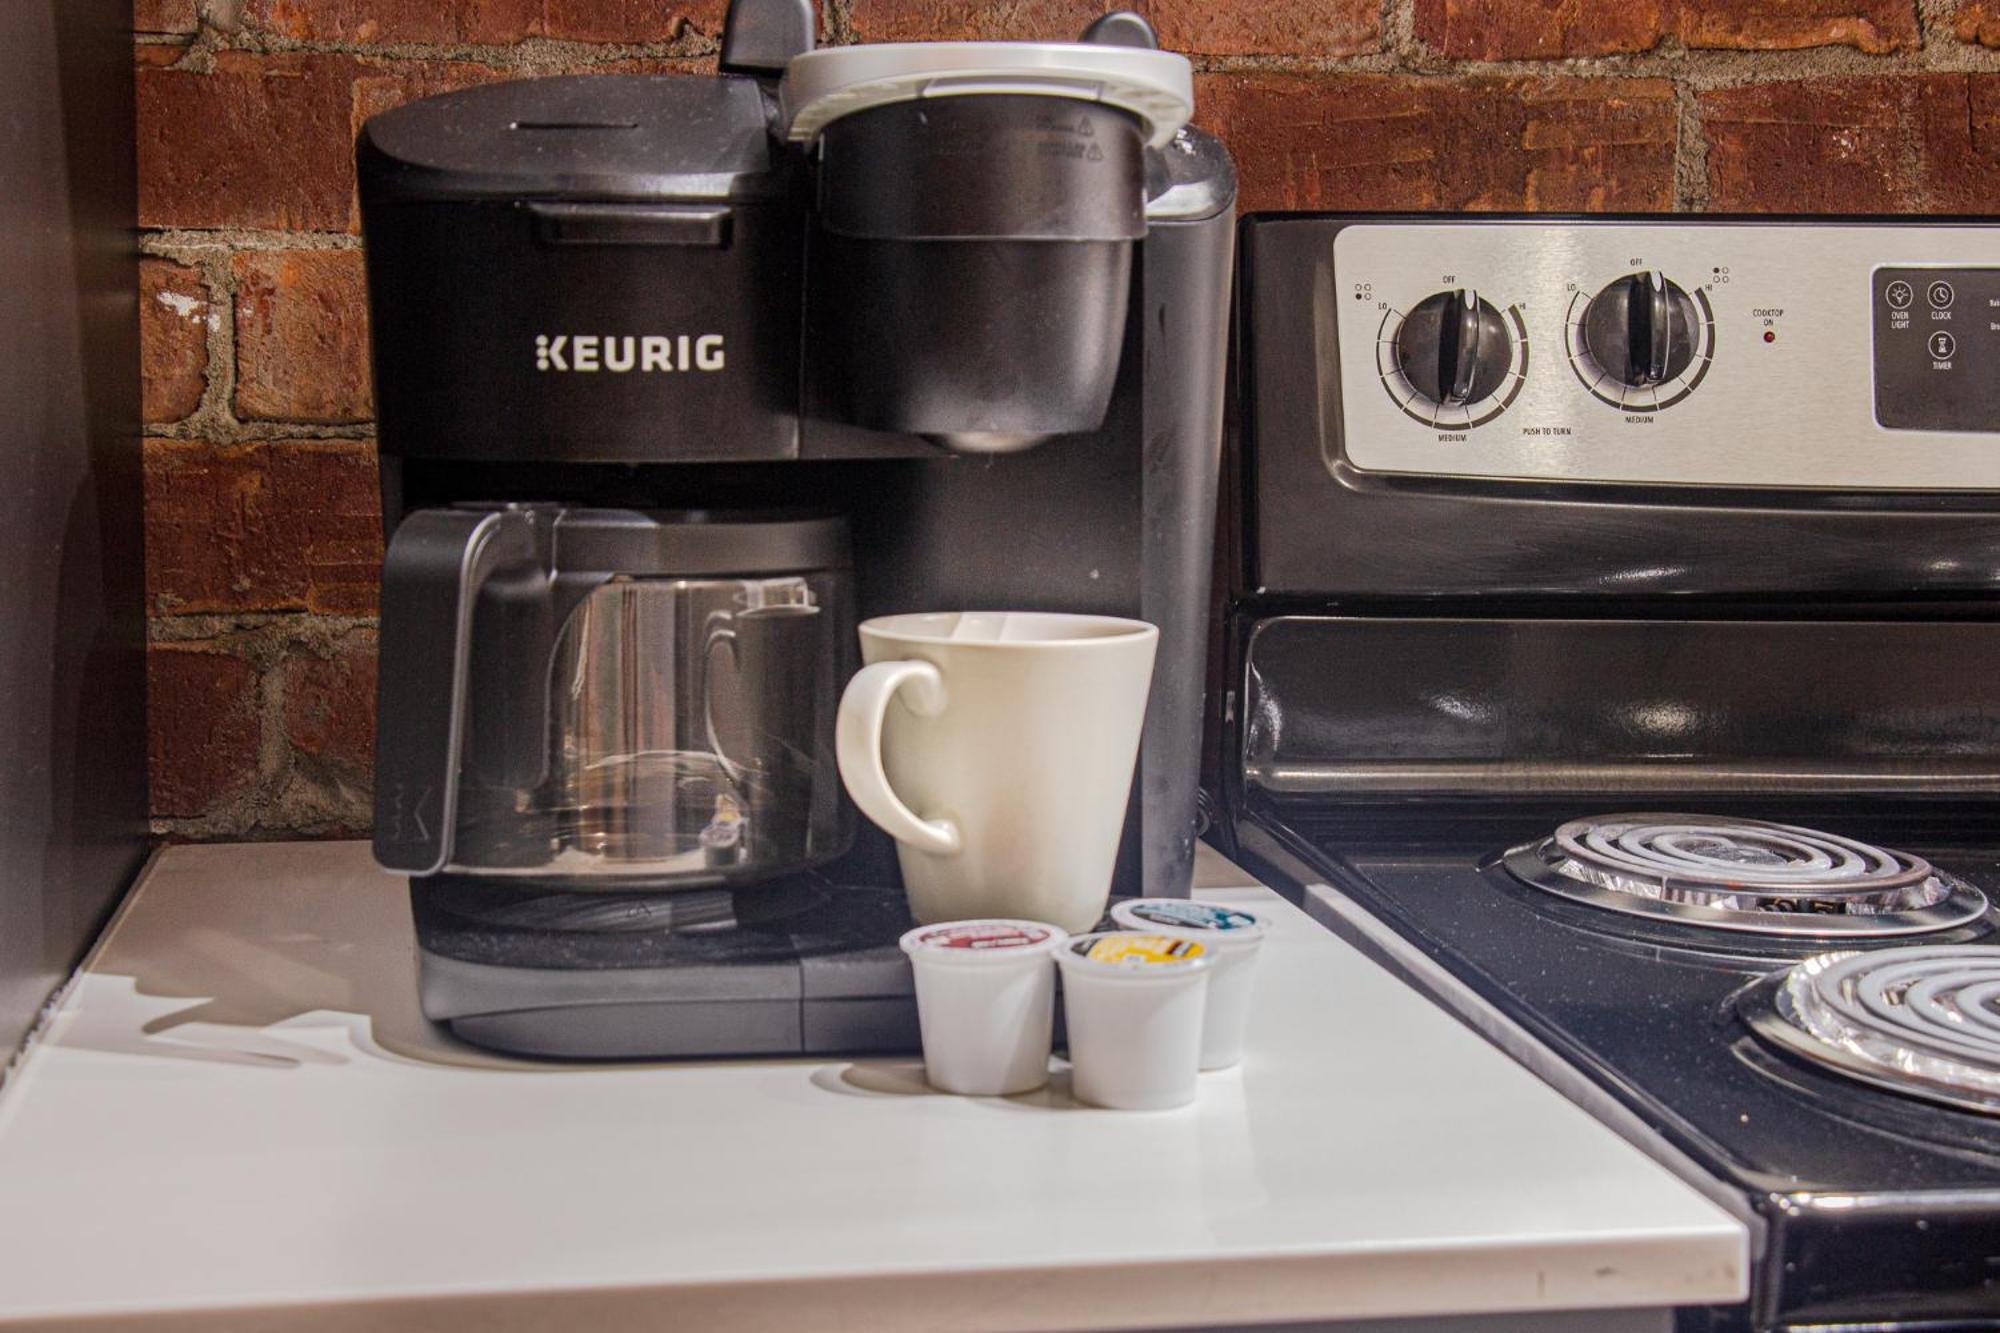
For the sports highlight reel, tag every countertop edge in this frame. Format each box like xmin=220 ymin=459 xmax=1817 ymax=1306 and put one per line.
xmin=15 ymin=1229 xmax=1748 ymax=1332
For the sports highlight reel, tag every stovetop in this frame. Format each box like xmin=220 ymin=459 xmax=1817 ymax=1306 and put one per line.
xmin=1244 ymin=805 xmax=2000 ymax=1188
xmin=1230 ymin=803 xmax=2000 ymax=1328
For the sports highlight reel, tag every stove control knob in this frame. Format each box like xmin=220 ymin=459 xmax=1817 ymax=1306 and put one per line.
xmin=1581 ymin=271 xmax=1700 ymax=388
xmin=1393 ymin=289 xmax=1513 ymax=407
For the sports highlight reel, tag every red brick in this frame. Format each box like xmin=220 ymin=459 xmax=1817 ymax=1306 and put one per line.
xmin=138 ymin=52 xmax=361 ymax=231
xmin=1150 ymin=0 xmax=1378 ymax=55
xmin=148 ymin=644 xmax=261 ymax=818
xmin=850 ymin=0 xmax=1379 ymax=48
xmin=247 ymin=0 xmax=528 ymax=41
xmin=1961 ymin=3 xmax=2000 ymax=45
xmin=1415 ymin=0 xmax=1917 ymax=58
xmin=239 ymin=0 xmax=724 ymax=43
xmin=541 ymin=0 xmax=727 ymax=41
xmin=848 ymin=0 xmax=1106 ymax=41
xmin=241 ymin=0 xmax=533 ymax=41
xmin=1674 ymin=0 xmax=1915 ymax=51
xmin=144 ymin=439 xmax=384 ymax=616
xmin=1701 ymin=75 xmax=2000 ymax=213
xmin=1196 ymin=73 xmax=1678 ymax=213
xmin=282 ymin=630 xmax=378 ymax=775
xmin=135 ymin=0 xmax=199 ymax=35
xmin=140 ymin=259 xmax=210 ymax=424
xmin=1414 ymin=0 xmax=1658 ymax=55
xmin=1914 ymin=76 xmax=2000 ymax=213
xmin=232 ymin=250 xmax=373 ymax=424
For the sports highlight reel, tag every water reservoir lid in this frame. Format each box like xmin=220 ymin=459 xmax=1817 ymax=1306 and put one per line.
xmin=779 ymin=42 xmax=1194 ymax=149
xmin=359 ymin=74 xmax=789 ymax=205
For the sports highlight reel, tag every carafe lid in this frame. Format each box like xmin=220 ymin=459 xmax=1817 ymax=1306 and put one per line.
xmin=547 ymin=508 xmax=851 ymax=576
xmin=444 ymin=506 xmax=850 ymax=576
xmin=359 ymin=74 xmax=790 ymax=205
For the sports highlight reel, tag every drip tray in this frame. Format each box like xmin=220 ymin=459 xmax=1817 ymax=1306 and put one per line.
xmin=410 ymin=875 xmax=920 ymax=1059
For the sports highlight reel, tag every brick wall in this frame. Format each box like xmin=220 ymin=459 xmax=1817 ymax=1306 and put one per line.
xmin=136 ymin=0 xmax=2000 ymax=839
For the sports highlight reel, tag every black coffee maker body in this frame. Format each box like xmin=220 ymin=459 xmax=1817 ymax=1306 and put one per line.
xmin=358 ymin=0 xmax=1236 ymax=1055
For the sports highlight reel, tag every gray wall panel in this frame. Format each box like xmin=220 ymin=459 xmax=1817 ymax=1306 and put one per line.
xmin=0 ymin=1 xmax=148 ymax=1060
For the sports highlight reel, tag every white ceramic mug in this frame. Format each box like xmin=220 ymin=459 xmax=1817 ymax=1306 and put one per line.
xmin=835 ymin=612 xmax=1159 ymax=933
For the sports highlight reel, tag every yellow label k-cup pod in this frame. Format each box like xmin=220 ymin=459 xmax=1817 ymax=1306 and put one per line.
xmin=1080 ymin=933 xmax=1207 ymax=967
xmin=1055 ymin=931 xmax=1213 ymax=1111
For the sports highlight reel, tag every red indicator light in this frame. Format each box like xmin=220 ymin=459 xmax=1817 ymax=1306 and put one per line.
xmin=1763 ymin=330 xmax=1776 ymax=343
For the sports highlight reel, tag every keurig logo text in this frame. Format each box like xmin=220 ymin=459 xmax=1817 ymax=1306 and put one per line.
xmin=534 ymin=334 xmax=725 ymax=373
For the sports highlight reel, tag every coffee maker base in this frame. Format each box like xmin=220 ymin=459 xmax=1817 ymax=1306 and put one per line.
xmin=408 ymin=876 xmax=922 ymax=1060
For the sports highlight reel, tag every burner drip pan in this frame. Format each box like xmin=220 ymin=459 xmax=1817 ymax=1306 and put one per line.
xmin=1743 ymin=946 xmax=2000 ymax=1117
xmin=1505 ymin=814 xmax=1989 ymax=938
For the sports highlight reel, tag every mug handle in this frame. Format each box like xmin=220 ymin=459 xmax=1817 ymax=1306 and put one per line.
xmin=835 ymin=660 xmax=962 ymax=857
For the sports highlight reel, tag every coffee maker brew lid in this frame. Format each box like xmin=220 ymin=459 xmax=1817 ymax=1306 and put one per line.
xmin=778 ymin=42 xmax=1194 ymax=149
xmin=359 ymin=74 xmax=789 ymax=205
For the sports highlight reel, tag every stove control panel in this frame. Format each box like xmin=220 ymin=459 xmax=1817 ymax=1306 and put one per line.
xmin=1335 ymin=221 xmax=2000 ymax=489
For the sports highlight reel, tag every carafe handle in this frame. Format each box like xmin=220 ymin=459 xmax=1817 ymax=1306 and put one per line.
xmin=373 ymin=508 xmax=540 ymax=875
xmin=703 ymin=616 xmax=750 ymax=786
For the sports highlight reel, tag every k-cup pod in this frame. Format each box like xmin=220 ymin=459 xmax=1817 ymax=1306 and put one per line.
xmin=1055 ymin=932 xmax=1212 ymax=1110
xmin=1110 ymin=899 xmax=1268 ymax=1071
xmin=900 ymin=920 xmax=1068 ymax=1096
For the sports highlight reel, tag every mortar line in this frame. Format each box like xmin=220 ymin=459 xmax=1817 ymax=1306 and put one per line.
xmin=142 ymin=230 xmax=361 ymax=254
xmin=1673 ymin=80 xmax=1711 ymax=212
xmin=149 ymin=613 xmax=380 ymax=643
xmin=144 ymin=423 xmax=377 ymax=442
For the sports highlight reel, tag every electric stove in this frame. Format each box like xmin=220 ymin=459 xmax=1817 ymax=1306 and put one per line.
xmin=1217 ymin=214 xmax=2000 ymax=1331
xmin=1231 ymin=805 xmax=2000 ymax=1330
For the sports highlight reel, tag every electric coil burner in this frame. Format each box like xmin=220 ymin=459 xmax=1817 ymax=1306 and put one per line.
xmin=1505 ymin=814 xmax=1990 ymax=938
xmin=1744 ymin=946 xmax=2000 ymax=1118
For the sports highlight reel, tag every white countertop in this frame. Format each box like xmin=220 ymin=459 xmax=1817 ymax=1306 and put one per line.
xmin=0 ymin=841 xmax=1746 ymax=1331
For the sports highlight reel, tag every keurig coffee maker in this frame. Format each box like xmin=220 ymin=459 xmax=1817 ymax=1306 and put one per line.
xmin=358 ymin=0 xmax=1237 ymax=1058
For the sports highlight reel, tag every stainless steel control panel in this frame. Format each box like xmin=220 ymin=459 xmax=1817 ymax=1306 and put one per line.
xmin=1335 ymin=222 xmax=2000 ymax=489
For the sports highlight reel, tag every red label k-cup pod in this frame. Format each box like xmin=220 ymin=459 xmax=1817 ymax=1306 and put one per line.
xmin=910 ymin=921 xmax=1054 ymax=952
xmin=899 ymin=919 xmax=1068 ymax=1097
